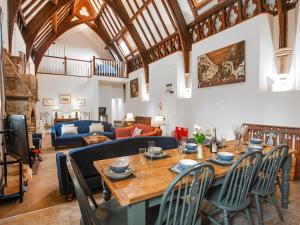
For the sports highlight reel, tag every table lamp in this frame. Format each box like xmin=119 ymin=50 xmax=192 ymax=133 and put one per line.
xmin=125 ymin=113 xmax=135 ymax=126
xmin=152 ymin=115 xmax=166 ymax=128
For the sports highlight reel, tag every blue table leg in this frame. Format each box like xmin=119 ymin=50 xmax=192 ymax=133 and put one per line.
xmin=127 ymin=201 xmax=146 ymax=225
xmin=281 ymin=155 xmax=292 ymax=209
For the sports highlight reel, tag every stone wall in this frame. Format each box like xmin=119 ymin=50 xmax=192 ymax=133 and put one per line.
xmin=3 ymin=50 xmax=37 ymax=134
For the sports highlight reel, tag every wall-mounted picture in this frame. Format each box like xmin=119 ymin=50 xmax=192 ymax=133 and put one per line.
xmin=198 ymin=40 xmax=245 ymax=88
xmin=76 ymin=99 xmax=86 ymax=106
xmin=59 ymin=95 xmax=71 ymax=104
xmin=130 ymin=78 xmax=139 ymax=98
xmin=43 ymin=98 xmax=54 ymax=106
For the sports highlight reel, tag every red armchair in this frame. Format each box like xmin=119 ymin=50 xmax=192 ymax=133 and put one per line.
xmin=115 ymin=124 xmax=162 ymax=139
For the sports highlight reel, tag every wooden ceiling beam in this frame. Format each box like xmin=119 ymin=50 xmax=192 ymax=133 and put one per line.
xmin=165 ymin=0 xmax=191 ymax=73
xmin=22 ymin=0 xmax=73 ymax=60
xmin=103 ymin=0 xmax=149 ymax=80
xmin=51 ymin=0 xmax=59 ymax=5
xmin=277 ymin=0 xmax=287 ymax=48
xmin=52 ymin=12 xmax=58 ymax=33
xmin=8 ymin=0 xmax=22 ymax=52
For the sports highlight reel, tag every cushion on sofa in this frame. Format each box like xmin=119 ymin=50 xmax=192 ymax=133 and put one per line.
xmin=61 ymin=126 xmax=78 ymax=135
xmin=89 ymin=124 xmax=104 ymax=133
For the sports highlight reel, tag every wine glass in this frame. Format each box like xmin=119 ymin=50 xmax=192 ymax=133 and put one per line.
xmin=139 ymin=148 xmax=146 ymax=176
xmin=221 ymin=134 xmax=226 ymax=151
xmin=233 ymin=124 xmax=242 ymax=154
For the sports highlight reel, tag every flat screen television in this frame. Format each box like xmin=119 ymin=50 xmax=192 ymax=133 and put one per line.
xmin=5 ymin=115 xmax=30 ymax=164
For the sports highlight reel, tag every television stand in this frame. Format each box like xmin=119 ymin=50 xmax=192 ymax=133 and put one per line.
xmin=0 ymin=153 xmax=24 ymax=203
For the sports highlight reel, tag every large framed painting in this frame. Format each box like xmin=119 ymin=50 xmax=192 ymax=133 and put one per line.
xmin=130 ymin=78 xmax=139 ymax=98
xmin=198 ymin=41 xmax=245 ymax=88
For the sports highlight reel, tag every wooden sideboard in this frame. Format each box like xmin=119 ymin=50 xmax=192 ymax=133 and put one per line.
xmin=243 ymin=123 xmax=300 ymax=180
xmin=54 ymin=118 xmax=79 ymax=125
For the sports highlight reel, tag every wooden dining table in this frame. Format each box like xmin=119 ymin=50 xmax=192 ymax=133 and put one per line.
xmin=93 ymin=142 xmax=295 ymax=225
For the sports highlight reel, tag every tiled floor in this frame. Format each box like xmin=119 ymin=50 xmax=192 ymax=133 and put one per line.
xmin=0 ymin=182 xmax=299 ymax=225
xmin=0 ymin=134 xmax=299 ymax=224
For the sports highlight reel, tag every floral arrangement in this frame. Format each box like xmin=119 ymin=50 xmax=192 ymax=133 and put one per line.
xmin=193 ymin=125 xmax=211 ymax=145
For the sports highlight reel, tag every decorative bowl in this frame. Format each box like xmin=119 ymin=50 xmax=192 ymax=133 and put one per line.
xmin=186 ymin=143 xmax=198 ymax=150
xmin=179 ymin=159 xmax=198 ymax=170
xmin=216 ymin=152 xmax=235 ymax=161
xmin=109 ymin=159 xmax=129 ymax=173
xmin=250 ymin=138 xmax=263 ymax=145
xmin=150 ymin=147 xmax=162 ymax=155
xmin=247 ymin=145 xmax=263 ymax=152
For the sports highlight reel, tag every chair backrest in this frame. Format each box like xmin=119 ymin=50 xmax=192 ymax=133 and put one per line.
xmin=255 ymin=130 xmax=286 ymax=146
xmin=217 ymin=151 xmax=262 ymax=207
xmin=67 ymin=156 xmax=101 ymax=225
xmin=156 ymin=163 xmax=215 ymax=225
xmin=253 ymin=144 xmax=289 ymax=194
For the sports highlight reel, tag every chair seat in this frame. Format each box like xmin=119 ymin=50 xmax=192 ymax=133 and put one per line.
xmin=80 ymin=199 xmax=127 ymax=225
xmin=207 ymin=185 xmax=251 ymax=212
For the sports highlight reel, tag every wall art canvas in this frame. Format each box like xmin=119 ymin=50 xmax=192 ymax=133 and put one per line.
xmin=77 ymin=99 xmax=86 ymax=106
xmin=43 ymin=98 xmax=54 ymax=106
xmin=130 ymin=78 xmax=139 ymax=98
xmin=198 ymin=41 xmax=245 ymax=88
xmin=59 ymin=95 xmax=71 ymax=104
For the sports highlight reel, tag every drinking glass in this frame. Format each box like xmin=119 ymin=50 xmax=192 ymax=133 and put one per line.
xmin=221 ymin=134 xmax=226 ymax=151
xmin=148 ymin=141 xmax=155 ymax=162
xmin=139 ymin=148 xmax=147 ymax=176
xmin=233 ymin=124 xmax=242 ymax=154
xmin=177 ymin=137 xmax=186 ymax=160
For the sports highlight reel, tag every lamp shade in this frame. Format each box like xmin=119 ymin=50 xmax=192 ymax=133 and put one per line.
xmin=152 ymin=115 xmax=166 ymax=127
xmin=124 ymin=113 xmax=135 ymax=122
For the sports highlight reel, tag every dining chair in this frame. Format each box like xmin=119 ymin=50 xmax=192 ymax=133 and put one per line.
xmin=66 ymin=156 xmax=127 ymax=225
xmin=255 ymin=130 xmax=286 ymax=146
xmin=251 ymin=144 xmax=289 ymax=225
xmin=207 ymin=151 xmax=262 ymax=225
xmin=155 ymin=163 xmax=215 ymax=225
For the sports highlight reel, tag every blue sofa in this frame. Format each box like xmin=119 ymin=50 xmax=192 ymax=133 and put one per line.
xmin=56 ymin=136 xmax=178 ymax=196
xmin=51 ymin=120 xmax=115 ymax=149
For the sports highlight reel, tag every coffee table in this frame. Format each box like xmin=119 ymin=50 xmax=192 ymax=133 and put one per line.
xmin=82 ymin=135 xmax=111 ymax=146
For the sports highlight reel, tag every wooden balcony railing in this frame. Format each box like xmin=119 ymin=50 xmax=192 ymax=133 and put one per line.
xmin=243 ymin=123 xmax=300 ymax=180
xmin=93 ymin=57 xmax=127 ymax=78
xmin=38 ymin=55 xmax=128 ymax=78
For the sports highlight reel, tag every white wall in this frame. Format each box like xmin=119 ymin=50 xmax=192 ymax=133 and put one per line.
xmin=36 ymin=74 xmax=125 ymax=130
xmin=0 ymin=0 xmax=9 ymax=50
xmin=48 ymin=24 xmax=113 ymax=61
xmin=99 ymin=81 xmax=124 ymax=122
xmin=126 ymin=13 xmax=300 ymax=139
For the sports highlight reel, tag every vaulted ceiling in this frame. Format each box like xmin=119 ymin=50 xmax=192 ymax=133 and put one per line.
xmin=8 ymin=0 xmax=298 ymax=76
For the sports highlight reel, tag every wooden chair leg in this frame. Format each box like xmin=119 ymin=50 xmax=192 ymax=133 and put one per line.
xmin=271 ymin=194 xmax=284 ymax=222
xmin=223 ymin=209 xmax=229 ymax=225
xmin=255 ymin=195 xmax=263 ymax=225
xmin=245 ymin=208 xmax=253 ymax=225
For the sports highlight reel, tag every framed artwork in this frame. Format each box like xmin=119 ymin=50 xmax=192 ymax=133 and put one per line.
xmin=77 ymin=99 xmax=86 ymax=106
xmin=198 ymin=40 xmax=245 ymax=88
xmin=130 ymin=78 xmax=139 ymax=98
xmin=43 ymin=98 xmax=54 ymax=106
xmin=59 ymin=95 xmax=71 ymax=104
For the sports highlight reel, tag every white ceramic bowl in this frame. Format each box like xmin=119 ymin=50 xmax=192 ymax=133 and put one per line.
xmin=186 ymin=143 xmax=198 ymax=150
xmin=179 ymin=159 xmax=198 ymax=170
xmin=150 ymin=147 xmax=162 ymax=155
xmin=247 ymin=145 xmax=263 ymax=152
xmin=217 ymin=152 xmax=234 ymax=161
xmin=109 ymin=159 xmax=129 ymax=173
xmin=250 ymin=138 xmax=263 ymax=145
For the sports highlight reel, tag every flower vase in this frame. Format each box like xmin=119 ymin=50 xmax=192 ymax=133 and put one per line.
xmin=197 ymin=144 xmax=203 ymax=160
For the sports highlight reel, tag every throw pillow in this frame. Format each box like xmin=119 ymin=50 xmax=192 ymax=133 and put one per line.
xmin=61 ymin=126 xmax=78 ymax=135
xmin=62 ymin=124 xmax=75 ymax=127
xmin=132 ymin=127 xmax=143 ymax=137
xmin=91 ymin=123 xmax=102 ymax=126
xmin=89 ymin=124 xmax=104 ymax=133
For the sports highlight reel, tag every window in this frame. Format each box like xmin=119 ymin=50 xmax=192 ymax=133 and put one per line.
xmin=119 ymin=40 xmax=130 ymax=56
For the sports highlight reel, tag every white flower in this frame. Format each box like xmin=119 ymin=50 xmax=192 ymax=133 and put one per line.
xmin=194 ymin=125 xmax=199 ymax=129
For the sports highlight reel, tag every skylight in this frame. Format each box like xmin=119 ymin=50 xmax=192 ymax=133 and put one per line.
xmin=119 ymin=40 xmax=130 ymax=56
